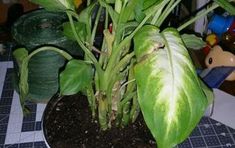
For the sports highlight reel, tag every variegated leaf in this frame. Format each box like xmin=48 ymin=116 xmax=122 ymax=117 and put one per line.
xmin=134 ymin=25 xmax=210 ymax=148
xmin=29 ymin=0 xmax=75 ymax=12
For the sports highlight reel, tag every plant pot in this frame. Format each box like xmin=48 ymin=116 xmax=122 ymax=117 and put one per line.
xmin=12 ymin=9 xmax=83 ymax=103
xmin=42 ymin=94 xmax=156 ymax=148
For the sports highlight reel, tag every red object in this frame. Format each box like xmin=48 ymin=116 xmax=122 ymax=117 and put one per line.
xmin=109 ymin=23 xmax=113 ymax=33
xmin=202 ymin=45 xmax=211 ymax=55
xmin=228 ymin=21 xmax=235 ymax=36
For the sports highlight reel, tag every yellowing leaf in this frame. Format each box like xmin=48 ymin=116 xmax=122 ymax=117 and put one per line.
xmin=134 ymin=25 xmax=210 ymax=148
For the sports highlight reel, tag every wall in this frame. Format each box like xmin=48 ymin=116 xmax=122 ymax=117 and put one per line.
xmin=0 ymin=0 xmax=38 ymax=24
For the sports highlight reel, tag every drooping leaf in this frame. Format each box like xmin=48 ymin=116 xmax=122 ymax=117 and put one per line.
xmin=13 ymin=48 xmax=29 ymax=110
xmin=19 ymin=59 xmax=29 ymax=103
xmin=13 ymin=48 xmax=66 ymax=102
xmin=134 ymin=25 xmax=210 ymax=148
xmin=213 ymin=0 xmax=235 ymax=15
xmin=63 ymin=21 xmax=87 ymax=42
xmin=13 ymin=48 xmax=28 ymax=68
xmin=29 ymin=0 xmax=75 ymax=12
xmin=60 ymin=59 xmax=93 ymax=95
xmin=181 ymin=34 xmax=206 ymax=50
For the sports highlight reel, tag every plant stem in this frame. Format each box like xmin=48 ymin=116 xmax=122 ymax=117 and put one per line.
xmin=103 ymin=51 xmax=134 ymax=116
xmin=98 ymin=96 xmax=108 ymax=130
xmin=98 ymin=9 xmax=109 ymax=67
xmin=121 ymin=101 xmax=131 ymax=126
xmin=28 ymin=46 xmax=72 ymax=60
xmin=130 ymin=94 xmax=139 ymax=123
xmin=67 ymin=12 xmax=104 ymax=77
xmin=104 ymin=12 xmax=153 ymax=84
xmin=116 ymin=91 xmax=136 ymax=126
xmin=111 ymin=52 xmax=135 ymax=78
xmin=151 ymin=0 xmax=171 ymax=25
xmin=156 ymin=0 xmax=181 ymax=26
xmin=91 ymin=6 xmax=102 ymax=47
xmin=177 ymin=2 xmax=219 ymax=31
xmin=87 ymin=83 xmax=96 ymax=118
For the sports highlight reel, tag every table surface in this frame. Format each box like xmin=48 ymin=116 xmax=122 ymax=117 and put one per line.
xmin=0 ymin=41 xmax=235 ymax=148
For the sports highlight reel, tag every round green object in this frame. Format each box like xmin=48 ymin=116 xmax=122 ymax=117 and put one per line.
xmin=12 ymin=9 xmax=81 ymax=55
xmin=12 ymin=9 xmax=82 ymax=102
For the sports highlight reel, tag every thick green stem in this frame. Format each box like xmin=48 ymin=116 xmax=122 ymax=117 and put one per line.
xmin=98 ymin=97 xmax=108 ymax=130
xmin=110 ymin=52 xmax=135 ymax=80
xmin=116 ymin=91 xmax=136 ymax=126
xmin=98 ymin=12 xmax=153 ymax=124
xmin=103 ymin=13 xmax=152 ymax=89
xmin=129 ymin=93 xmax=139 ymax=123
xmin=177 ymin=2 xmax=219 ymax=31
xmin=121 ymin=101 xmax=131 ymax=127
xmin=106 ymin=1 xmax=161 ymax=69
xmin=87 ymin=83 xmax=97 ymax=118
xmin=104 ymin=52 xmax=134 ymax=116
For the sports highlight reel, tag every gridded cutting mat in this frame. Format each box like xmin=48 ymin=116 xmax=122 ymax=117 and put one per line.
xmin=0 ymin=43 xmax=235 ymax=148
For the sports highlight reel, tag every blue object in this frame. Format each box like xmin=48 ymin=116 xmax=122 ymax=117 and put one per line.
xmin=208 ymin=14 xmax=234 ymax=37
xmin=199 ymin=66 xmax=235 ymax=88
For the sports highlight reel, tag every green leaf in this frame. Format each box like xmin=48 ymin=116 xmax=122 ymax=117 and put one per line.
xmin=199 ymin=79 xmax=214 ymax=105
xmin=29 ymin=0 xmax=75 ymax=12
xmin=119 ymin=0 xmax=141 ymax=23
xmin=133 ymin=25 xmax=161 ymax=60
xmin=60 ymin=59 xmax=93 ymax=95
xmin=214 ymin=0 xmax=235 ymax=15
xmin=78 ymin=2 xmax=97 ymax=24
xmin=181 ymin=34 xmax=206 ymax=50
xmin=19 ymin=58 xmax=29 ymax=107
xmin=134 ymin=25 xmax=209 ymax=148
xmin=13 ymin=48 xmax=28 ymax=67
xmin=134 ymin=1 xmax=145 ymax=22
xmin=13 ymin=48 xmax=30 ymax=110
xmin=143 ymin=0 xmax=161 ymax=9
xmin=63 ymin=21 xmax=87 ymax=42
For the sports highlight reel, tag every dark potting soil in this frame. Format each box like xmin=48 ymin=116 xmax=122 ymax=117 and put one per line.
xmin=44 ymin=94 xmax=156 ymax=148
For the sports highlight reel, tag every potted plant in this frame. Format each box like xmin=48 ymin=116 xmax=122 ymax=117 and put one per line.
xmin=13 ymin=0 xmax=235 ymax=147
